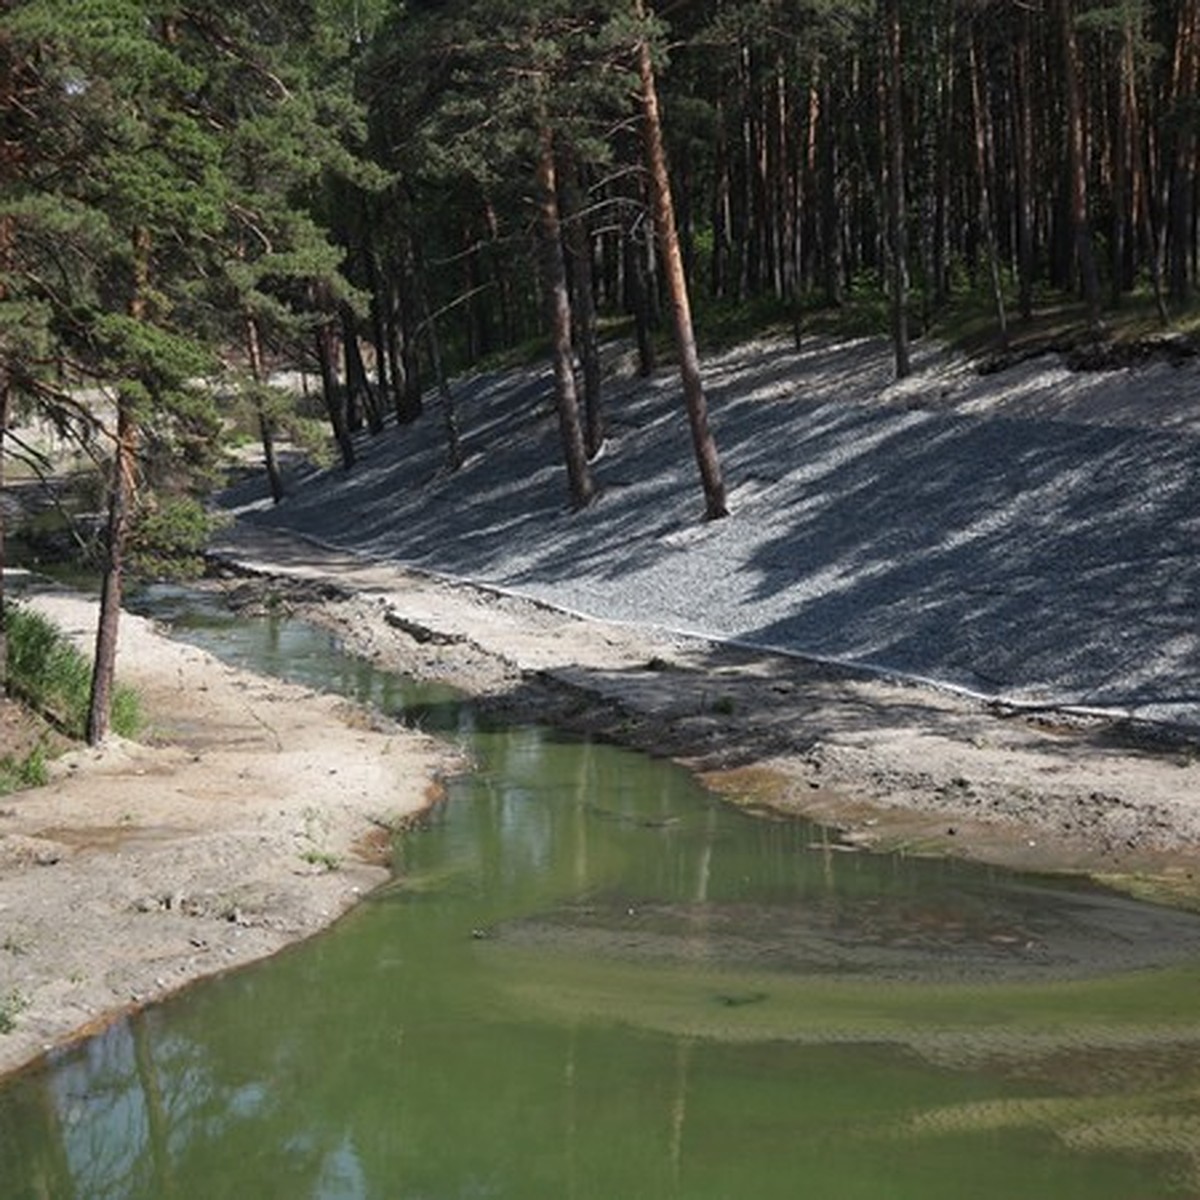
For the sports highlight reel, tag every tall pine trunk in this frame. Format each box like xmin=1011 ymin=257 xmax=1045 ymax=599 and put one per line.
xmin=245 ymin=312 xmax=284 ymax=505
xmin=883 ymin=0 xmax=910 ymax=378
xmin=87 ymin=226 xmax=149 ymax=745
xmin=968 ymin=28 xmax=1007 ymax=347
xmin=314 ymin=309 xmax=355 ymax=470
xmin=636 ymin=7 xmax=728 ymax=521
xmin=1060 ymin=0 xmax=1103 ymax=333
xmin=1014 ymin=13 xmax=1036 ymax=321
xmin=535 ymin=120 xmax=594 ymax=510
xmin=1168 ymin=0 xmax=1199 ymax=305
xmin=561 ymin=150 xmax=605 ymax=459
xmin=87 ymin=389 xmax=135 ymax=745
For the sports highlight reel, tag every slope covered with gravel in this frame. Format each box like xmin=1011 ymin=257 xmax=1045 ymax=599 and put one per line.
xmin=223 ymin=334 xmax=1200 ymax=731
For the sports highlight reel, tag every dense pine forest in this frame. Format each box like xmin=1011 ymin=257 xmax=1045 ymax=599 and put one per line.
xmin=2 ymin=0 xmax=1199 ymax=738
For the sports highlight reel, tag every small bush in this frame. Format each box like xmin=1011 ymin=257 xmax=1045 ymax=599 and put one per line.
xmin=4 ymin=604 xmax=141 ymax=739
xmin=0 ymin=989 xmax=28 ymax=1034
xmin=130 ymin=496 xmax=225 ymax=581
xmin=0 ymin=745 xmax=49 ymax=796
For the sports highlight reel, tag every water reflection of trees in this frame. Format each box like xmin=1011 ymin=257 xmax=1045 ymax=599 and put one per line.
xmin=3 ymin=729 xmax=1200 ymax=1197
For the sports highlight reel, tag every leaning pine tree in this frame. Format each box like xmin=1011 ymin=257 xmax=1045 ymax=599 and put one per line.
xmin=1 ymin=1 xmax=224 ymax=743
xmin=633 ymin=0 xmax=728 ymax=520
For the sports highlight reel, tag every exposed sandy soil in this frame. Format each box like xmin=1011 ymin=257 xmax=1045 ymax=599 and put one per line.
xmin=0 ymin=588 xmax=452 ymax=1080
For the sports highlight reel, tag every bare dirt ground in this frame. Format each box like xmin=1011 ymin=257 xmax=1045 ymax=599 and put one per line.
xmin=0 ymin=588 xmax=452 ymax=1080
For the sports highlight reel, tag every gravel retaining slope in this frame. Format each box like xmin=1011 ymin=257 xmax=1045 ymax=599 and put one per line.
xmin=223 ymin=335 xmax=1200 ymax=729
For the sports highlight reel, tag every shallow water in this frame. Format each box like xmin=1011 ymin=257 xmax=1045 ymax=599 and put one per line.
xmin=2 ymin=588 xmax=1200 ymax=1197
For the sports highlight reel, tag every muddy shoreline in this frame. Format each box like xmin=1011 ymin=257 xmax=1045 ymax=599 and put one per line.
xmin=209 ymin=525 xmax=1200 ymax=906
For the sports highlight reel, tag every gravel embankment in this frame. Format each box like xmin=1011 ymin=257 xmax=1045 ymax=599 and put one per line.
xmin=223 ymin=335 xmax=1200 ymax=731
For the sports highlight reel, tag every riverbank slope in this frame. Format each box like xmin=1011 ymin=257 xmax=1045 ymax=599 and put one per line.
xmin=0 ymin=589 xmax=451 ymax=1079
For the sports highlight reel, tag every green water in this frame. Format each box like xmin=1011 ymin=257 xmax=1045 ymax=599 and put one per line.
xmin=3 ymin=589 xmax=1200 ymax=1198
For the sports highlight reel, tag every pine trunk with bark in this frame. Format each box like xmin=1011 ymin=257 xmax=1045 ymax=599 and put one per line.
xmin=535 ymin=121 xmax=594 ymax=510
xmin=315 ymin=316 xmax=355 ymax=469
xmin=1060 ymin=0 xmax=1103 ymax=332
xmin=636 ymin=10 xmax=728 ymax=521
xmin=87 ymin=389 xmax=135 ymax=745
xmin=883 ymin=0 xmax=911 ymax=378
xmin=969 ymin=28 xmax=1007 ymax=347
xmin=560 ymin=150 xmax=605 ymax=459
xmin=87 ymin=225 xmax=151 ymax=745
xmin=245 ymin=312 xmax=284 ymax=504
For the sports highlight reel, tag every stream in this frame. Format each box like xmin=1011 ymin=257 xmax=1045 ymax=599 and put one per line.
xmin=3 ymin=585 xmax=1200 ymax=1197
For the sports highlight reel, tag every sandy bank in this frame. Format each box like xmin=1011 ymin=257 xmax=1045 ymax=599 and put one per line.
xmin=0 ymin=587 xmax=452 ymax=1080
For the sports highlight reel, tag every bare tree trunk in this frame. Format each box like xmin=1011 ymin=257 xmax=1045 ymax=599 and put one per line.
xmin=1014 ymin=11 xmax=1036 ymax=321
xmin=535 ymin=121 xmax=594 ymax=510
xmin=969 ymin=27 xmax=1008 ymax=347
xmin=1060 ymin=0 xmax=1103 ymax=333
xmin=397 ymin=236 xmax=425 ymax=424
xmin=410 ymin=249 xmax=462 ymax=472
xmin=636 ymin=9 xmax=728 ymax=521
xmin=88 ymin=225 xmax=151 ymax=745
xmin=883 ymin=0 xmax=911 ymax=378
xmin=245 ymin=313 xmax=284 ymax=505
xmin=625 ymin=202 xmax=657 ymax=377
xmin=561 ymin=150 xmax=605 ymax=459
xmin=87 ymin=388 xmax=134 ymax=745
xmin=341 ymin=305 xmax=382 ymax=435
xmin=314 ymin=315 xmax=355 ymax=470
xmin=1168 ymin=0 xmax=1199 ymax=305
xmin=1123 ymin=11 xmax=1168 ymax=325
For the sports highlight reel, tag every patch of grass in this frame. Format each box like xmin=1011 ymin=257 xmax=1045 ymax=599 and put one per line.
xmin=0 ymin=989 xmax=28 ymax=1035
xmin=4 ymin=603 xmax=141 ymax=740
xmin=299 ymin=849 xmax=341 ymax=872
xmin=0 ymin=744 xmax=49 ymax=796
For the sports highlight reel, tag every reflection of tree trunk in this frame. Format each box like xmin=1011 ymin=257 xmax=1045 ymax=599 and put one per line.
xmin=535 ymin=120 xmax=594 ymax=510
xmin=132 ymin=1017 xmax=176 ymax=1197
xmin=669 ymin=1037 xmax=693 ymax=1188
xmin=32 ymin=1070 xmax=74 ymax=1197
xmin=636 ymin=11 xmax=728 ymax=521
xmin=245 ymin=313 xmax=284 ymax=504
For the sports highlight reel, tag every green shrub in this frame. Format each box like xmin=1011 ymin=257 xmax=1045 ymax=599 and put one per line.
xmin=0 ymin=745 xmax=49 ymax=796
xmin=3 ymin=603 xmax=141 ymax=739
xmin=130 ymin=496 xmax=225 ymax=581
